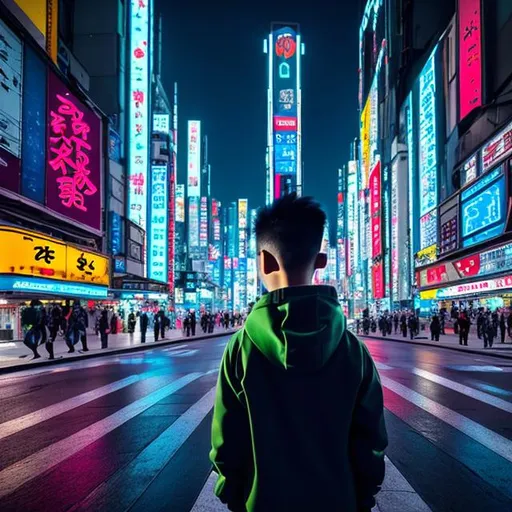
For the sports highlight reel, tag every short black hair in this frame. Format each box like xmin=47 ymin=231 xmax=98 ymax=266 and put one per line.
xmin=255 ymin=193 xmax=327 ymax=272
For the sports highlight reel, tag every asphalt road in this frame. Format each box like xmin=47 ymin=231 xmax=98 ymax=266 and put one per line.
xmin=0 ymin=335 xmax=510 ymax=511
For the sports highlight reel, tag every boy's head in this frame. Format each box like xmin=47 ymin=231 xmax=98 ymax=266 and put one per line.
xmin=254 ymin=193 xmax=327 ymax=292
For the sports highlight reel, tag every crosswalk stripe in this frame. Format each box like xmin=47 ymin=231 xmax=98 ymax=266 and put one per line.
xmin=0 ymin=374 xmax=143 ymax=440
xmin=375 ymin=362 xmax=393 ymax=371
xmin=71 ymin=386 xmax=216 ymax=512
xmin=0 ymin=372 xmax=204 ymax=500
xmin=381 ymin=375 xmax=512 ymax=464
xmin=190 ymin=457 xmax=432 ymax=512
xmin=412 ymin=368 xmax=512 ymax=414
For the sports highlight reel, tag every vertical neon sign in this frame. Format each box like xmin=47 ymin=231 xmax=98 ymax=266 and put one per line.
xmin=149 ymin=165 xmax=168 ymax=283
xmin=458 ymin=0 xmax=482 ymax=120
xmin=187 ymin=120 xmax=201 ymax=255
xmin=128 ymin=0 xmax=150 ymax=232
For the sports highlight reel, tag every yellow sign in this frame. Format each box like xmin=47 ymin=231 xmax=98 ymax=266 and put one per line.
xmin=13 ymin=0 xmax=58 ymax=64
xmin=360 ymin=96 xmax=371 ymax=189
xmin=0 ymin=226 xmax=110 ymax=287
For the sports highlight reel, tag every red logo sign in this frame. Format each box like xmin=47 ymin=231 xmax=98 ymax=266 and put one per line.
xmin=275 ymin=35 xmax=296 ymax=59
xmin=274 ymin=116 xmax=297 ymax=131
xmin=454 ymin=254 xmax=481 ymax=278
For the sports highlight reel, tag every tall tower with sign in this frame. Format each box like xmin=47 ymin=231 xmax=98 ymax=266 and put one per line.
xmin=265 ymin=23 xmax=303 ymax=204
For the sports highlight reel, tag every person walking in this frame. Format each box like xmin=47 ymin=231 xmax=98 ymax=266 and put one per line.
xmin=154 ymin=313 xmax=161 ymax=342
xmin=499 ymin=311 xmax=507 ymax=343
xmin=458 ymin=312 xmax=470 ymax=346
xmin=430 ymin=315 xmax=441 ymax=341
xmin=99 ymin=309 xmax=110 ymax=349
xmin=210 ymin=194 xmax=387 ymax=512
xmin=393 ymin=313 xmax=399 ymax=334
xmin=21 ymin=300 xmax=44 ymax=359
xmin=190 ymin=311 xmax=197 ymax=336
xmin=140 ymin=311 xmax=148 ymax=343
xmin=159 ymin=310 xmax=167 ymax=340
xmin=400 ymin=314 xmax=407 ymax=337
xmin=507 ymin=312 xmax=512 ymax=339
xmin=223 ymin=311 xmax=230 ymax=330
xmin=110 ymin=311 xmax=118 ymax=335
xmin=184 ymin=314 xmax=191 ymax=337
xmin=408 ymin=315 xmax=417 ymax=340
xmin=127 ymin=312 xmax=136 ymax=334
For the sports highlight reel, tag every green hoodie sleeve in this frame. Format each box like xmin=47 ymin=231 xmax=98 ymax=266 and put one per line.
xmin=210 ymin=334 xmax=251 ymax=510
xmin=350 ymin=341 xmax=388 ymax=511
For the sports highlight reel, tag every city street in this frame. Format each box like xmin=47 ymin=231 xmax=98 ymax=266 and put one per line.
xmin=0 ymin=335 xmax=510 ymax=511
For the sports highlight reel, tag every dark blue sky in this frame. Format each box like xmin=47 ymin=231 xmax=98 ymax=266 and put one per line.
xmin=158 ymin=0 xmax=361 ymax=228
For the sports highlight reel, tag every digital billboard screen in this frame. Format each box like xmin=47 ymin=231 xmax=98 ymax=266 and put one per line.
xmin=420 ymin=210 xmax=437 ymax=251
xmin=176 ymin=184 xmax=185 ymax=222
xmin=369 ymin=161 xmax=382 ymax=259
xmin=46 ymin=72 xmax=102 ymax=231
xmin=188 ymin=196 xmax=200 ymax=253
xmin=128 ymin=0 xmax=150 ymax=231
xmin=0 ymin=19 xmax=22 ymax=194
xmin=149 ymin=165 xmax=168 ymax=283
xmin=200 ymin=196 xmax=208 ymax=248
xmin=187 ymin=121 xmax=201 ymax=197
xmin=461 ymin=174 xmax=506 ymax=248
xmin=418 ymin=49 xmax=438 ymax=217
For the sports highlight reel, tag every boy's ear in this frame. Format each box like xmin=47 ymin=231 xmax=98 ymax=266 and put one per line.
xmin=261 ymin=249 xmax=280 ymax=275
xmin=314 ymin=253 xmax=327 ymax=270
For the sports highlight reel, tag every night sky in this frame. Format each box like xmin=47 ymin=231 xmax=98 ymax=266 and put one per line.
xmin=158 ymin=0 xmax=362 ymax=230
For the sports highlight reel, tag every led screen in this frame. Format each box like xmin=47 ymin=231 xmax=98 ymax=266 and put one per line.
xmin=462 ymin=175 xmax=506 ymax=247
xmin=149 ymin=165 xmax=168 ymax=283
xmin=418 ymin=49 xmax=438 ymax=217
xmin=420 ymin=210 xmax=437 ymax=250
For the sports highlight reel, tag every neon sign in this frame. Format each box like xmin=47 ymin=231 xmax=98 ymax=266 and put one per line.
xmin=128 ymin=0 xmax=151 ymax=231
xmin=0 ymin=276 xmax=107 ymax=298
xmin=370 ymin=161 xmax=382 ymax=259
xmin=458 ymin=0 xmax=482 ymax=120
xmin=435 ymin=275 xmax=512 ymax=299
xmin=175 ymin=184 xmax=185 ymax=222
xmin=187 ymin=121 xmax=201 ymax=197
xmin=200 ymin=196 xmax=208 ymax=248
xmin=149 ymin=165 xmax=168 ymax=283
xmin=482 ymin=120 xmax=512 ymax=172
xmin=46 ymin=73 xmax=101 ymax=230
xmin=418 ymin=48 xmax=437 ymax=217
xmin=238 ymin=199 xmax=248 ymax=258
xmin=420 ymin=210 xmax=437 ymax=251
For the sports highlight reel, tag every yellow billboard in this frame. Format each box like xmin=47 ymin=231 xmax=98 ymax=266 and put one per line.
xmin=0 ymin=226 xmax=110 ymax=287
xmin=360 ymin=96 xmax=371 ymax=189
xmin=13 ymin=0 xmax=58 ymax=63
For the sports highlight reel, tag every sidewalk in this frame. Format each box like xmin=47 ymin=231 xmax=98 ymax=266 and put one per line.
xmin=0 ymin=327 xmax=236 ymax=373
xmin=359 ymin=327 xmax=512 ymax=359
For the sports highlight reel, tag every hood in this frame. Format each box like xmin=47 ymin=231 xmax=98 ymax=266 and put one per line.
xmin=244 ymin=285 xmax=345 ymax=373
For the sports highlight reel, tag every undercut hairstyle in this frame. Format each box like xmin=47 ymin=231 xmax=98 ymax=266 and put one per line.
xmin=255 ymin=193 xmax=327 ymax=272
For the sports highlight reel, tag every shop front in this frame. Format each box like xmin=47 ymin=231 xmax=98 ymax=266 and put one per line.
xmin=0 ymin=225 xmax=110 ymax=340
xmin=416 ymin=117 xmax=512 ymax=316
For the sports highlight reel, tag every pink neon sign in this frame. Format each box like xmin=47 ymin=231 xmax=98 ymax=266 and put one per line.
xmin=458 ymin=0 xmax=482 ymax=120
xmin=46 ymin=72 xmax=101 ymax=230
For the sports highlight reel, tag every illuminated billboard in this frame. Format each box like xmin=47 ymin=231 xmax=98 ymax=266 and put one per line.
xmin=268 ymin=23 xmax=301 ymax=200
xmin=187 ymin=121 xmax=201 ymax=197
xmin=187 ymin=121 xmax=201 ymax=256
xmin=47 ymin=72 xmax=102 ymax=231
xmin=176 ymin=184 xmax=185 ymax=222
xmin=419 ymin=210 xmax=437 ymax=252
xmin=0 ymin=20 xmax=22 ymax=194
xmin=128 ymin=0 xmax=151 ymax=233
xmin=153 ymin=114 xmax=170 ymax=134
xmin=458 ymin=0 xmax=482 ymax=120
xmin=238 ymin=199 xmax=248 ymax=258
xmin=461 ymin=171 xmax=506 ymax=248
xmin=149 ymin=165 xmax=168 ymax=283
xmin=200 ymin=196 xmax=208 ymax=248
xmin=418 ymin=48 xmax=438 ymax=217
xmin=346 ymin=162 xmax=358 ymax=276
xmin=369 ymin=161 xmax=382 ymax=259
xmin=482 ymin=120 xmax=512 ymax=172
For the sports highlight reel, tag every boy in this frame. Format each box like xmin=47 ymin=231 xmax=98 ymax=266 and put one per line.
xmin=210 ymin=193 xmax=387 ymax=512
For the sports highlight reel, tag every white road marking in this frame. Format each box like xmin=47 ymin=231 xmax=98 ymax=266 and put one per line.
xmin=412 ymin=368 xmax=512 ymax=414
xmin=0 ymin=374 xmax=146 ymax=440
xmin=0 ymin=372 xmax=204 ymax=499
xmin=190 ymin=457 xmax=431 ymax=512
xmin=375 ymin=362 xmax=393 ymax=371
xmin=71 ymin=387 xmax=216 ymax=512
xmin=381 ymin=375 xmax=512 ymax=464
xmin=171 ymin=349 xmax=199 ymax=357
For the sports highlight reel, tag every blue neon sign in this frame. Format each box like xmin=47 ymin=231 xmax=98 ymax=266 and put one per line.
xmin=149 ymin=165 xmax=168 ymax=283
xmin=0 ymin=276 xmax=108 ymax=298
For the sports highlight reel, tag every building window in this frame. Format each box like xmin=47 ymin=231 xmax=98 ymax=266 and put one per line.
xmin=58 ymin=0 xmax=75 ymax=49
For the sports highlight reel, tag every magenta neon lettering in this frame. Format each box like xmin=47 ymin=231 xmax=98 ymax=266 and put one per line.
xmin=48 ymin=94 xmax=97 ymax=212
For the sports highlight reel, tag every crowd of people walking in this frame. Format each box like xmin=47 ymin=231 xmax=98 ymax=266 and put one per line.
xmin=354 ymin=307 xmax=512 ymax=349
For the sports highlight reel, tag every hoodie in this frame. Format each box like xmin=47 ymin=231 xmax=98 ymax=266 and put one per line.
xmin=210 ymin=285 xmax=387 ymax=512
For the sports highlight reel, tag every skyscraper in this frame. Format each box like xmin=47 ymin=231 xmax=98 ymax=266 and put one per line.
xmin=265 ymin=23 xmax=303 ymax=204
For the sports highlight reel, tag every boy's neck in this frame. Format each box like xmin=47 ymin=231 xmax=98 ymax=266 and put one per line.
xmin=266 ymin=271 xmax=314 ymax=292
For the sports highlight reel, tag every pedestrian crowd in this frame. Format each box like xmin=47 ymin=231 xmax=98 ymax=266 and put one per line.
xmin=354 ymin=306 xmax=512 ymax=349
